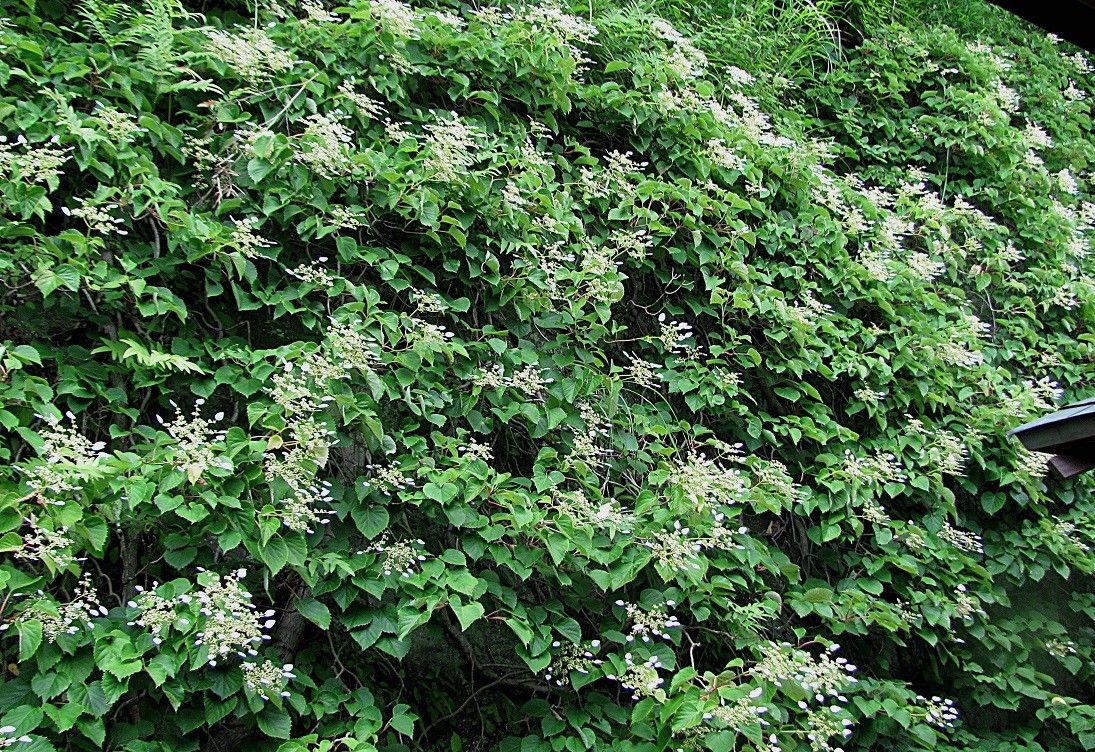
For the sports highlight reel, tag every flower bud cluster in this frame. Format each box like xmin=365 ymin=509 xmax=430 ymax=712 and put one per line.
xmin=0 ymin=134 xmax=68 ymax=186
xmin=754 ymin=642 xmax=857 ymax=705
xmin=242 ymin=659 xmax=296 ymax=700
xmin=22 ymin=412 xmax=107 ymax=497
xmin=15 ymin=516 xmax=81 ymax=568
xmin=544 ymin=639 xmax=603 ymax=686
xmin=158 ymin=399 xmax=232 ymax=483
xmin=939 ymin=522 xmax=983 ymax=555
xmin=358 ymin=534 xmax=426 ymax=577
xmin=704 ymin=687 xmax=768 ymax=729
xmin=205 ymin=27 xmax=296 ymax=82
xmin=294 ymin=113 xmax=355 ymax=178
xmin=614 ymin=600 xmax=680 ymax=643
xmin=569 ymin=399 xmax=613 ymax=468
xmin=666 ymin=452 xmax=747 ymax=511
xmin=548 ymin=488 xmax=634 ymax=533
xmin=919 ymin=695 xmax=959 ymax=730
xmin=624 ymin=353 xmax=661 ymax=389
xmin=364 ymin=461 xmax=415 ymax=495
xmin=422 ymin=113 xmax=482 ymax=183
xmin=606 ymin=653 xmax=665 ymax=700
xmin=128 ymin=584 xmax=184 ymax=645
xmin=22 ymin=575 xmax=107 ymax=642
xmin=193 ymin=569 xmax=274 ymax=666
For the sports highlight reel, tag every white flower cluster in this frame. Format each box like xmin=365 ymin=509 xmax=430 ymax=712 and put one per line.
xmin=1045 ymin=638 xmax=1078 ymax=659
xmin=858 ymin=498 xmax=891 ymax=526
xmin=15 ymin=516 xmax=82 ymax=568
xmin=287 ymin=259 xmax=338 ymax=288
xmin=569 ymin=399 xmax=613 ymax=469
xmin=458 ymin=438 xmax=493 ymax=463
xmin=368 ymin=0 xmax=419 ymax=38
xmin=0 ymin=726 xmax=32 ymax=747
xmin=1052 ymin=520 xmax=1091 ymax=553
xmin=242 ymin=659 xmax=296 ymax=700
xmin=62 ymin=197 xmax=128 ymax=235
xmin=650 ymin=17 xmax=708 ymax=81
xmin=364 ymin=461 xmax=415 ymax=495
xmin=227 ymin=216 xmax=275 ymax=259
xmin=548 ymin=488 xmax=634 ymax=533
xmin=21 ymin=412 xmax=107 ymax=497
xmin=21 ymin=575 xmax=107 ymax=642
xmin=606 ymin=652 xmax=665 ymax=700
xmin=301 ymin=0 xmax=339 ymax=23
xmin=858 ymin=245 xmax=893 ymax=282
xmin=522 ymin=2 xmax=597 ymax=71
xmin=326 ymin=205 xmax=366 ymax=231
xmin=579 ymin=243 xmax=622 ymax=305
xmin=999 ymin=376 xmax=1062 ymax=419
xmin=338 ymin=79 xmax=386 ymax=120
xmin=703 ymin=687 xmax=768 ymax=729
xmin=578 ymin=150 xmax=648 ymax=199
xmin=939 ymin=522 xmax=984 ymax=555
xmin=544 ymin=639 xmax=603 ymax=686
xmin=404 ymin=316 xmax=456 ymax=353
xmin=128 ymin=583 xmax=186 ymax=646
xmin=0 ymin=134 xmax=68 ymax=185
xmin=919 ymin=695 xmax=959 ymax=730
xmin=614 ymin=600 xmax=680 ymax=643
xmin=853 ymin=386 xmax=886 ymax=404
xmin=610 ymin=228 xmax=654 ymax=260
xmin=952 ymin=584 xmax=983 ymax=621
xmin=158 ymin=399 xmax=232 ymax=484
xmin=193 ymin=568 xmax=275 ymax=667
xmin=91 ymin=106 xmax=145 ymax=141
xmin=804 ymin=706 xmax=855 ymax=752
xmin=841 ymin=449 xmax=906 ymax=487
xmin=422 ymin=112 xmax=482 ymax=183
xmin=666 ymin=451 xmax=747 ymax=511
xmin=1015 ymin=446 xmax=1050 ymax=478
xmin=754 ymin=642 xmax=857 ymax=705
xmin=642 ymin=520 xmax=705 ymax=571
xmin=358 ymin=533 xmax=427 ymax=577
xmin=624 ymin=353 xmax=662 ymax=389
xmin=294 ymin=113 xmax=355 ymax=178
xmin=205 ymin=27 xmax=296 ymax=82
xmin=1056 ymin=168 xmax=1080 ymax=195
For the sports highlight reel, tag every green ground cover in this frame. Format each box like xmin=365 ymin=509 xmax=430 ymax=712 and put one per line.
xmin=0 ymin=0 xmax=1092 ymax=749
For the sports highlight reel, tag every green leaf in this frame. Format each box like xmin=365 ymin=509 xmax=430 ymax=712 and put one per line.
xmin=18 ymin=620 xmax=42 ymax=661
xmin=256 ymin=707 xmax=292 ymax=739
xmin=295 ymin=597 xmax=331 ymax=630
xmin=389 ymin=703 xmax=418 ymax=737
xmin=450 ymin=599 xmax=485 ymax=631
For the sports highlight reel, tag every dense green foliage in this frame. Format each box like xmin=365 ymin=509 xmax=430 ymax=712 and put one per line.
xmin=0 ymin=0 xmax=1092 ymax=750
